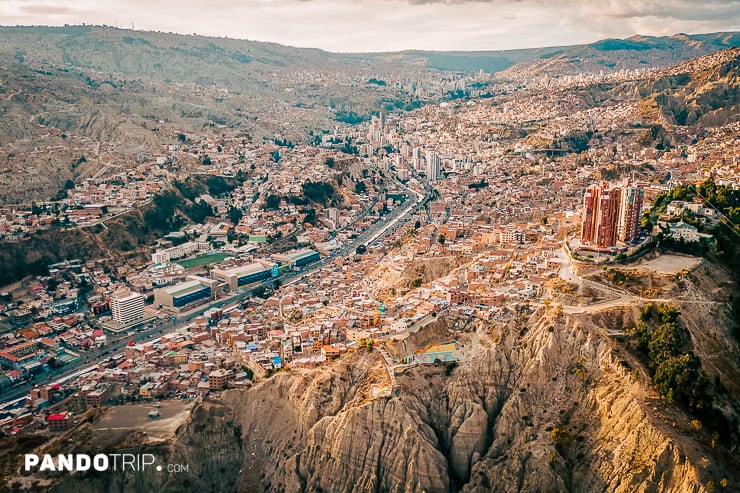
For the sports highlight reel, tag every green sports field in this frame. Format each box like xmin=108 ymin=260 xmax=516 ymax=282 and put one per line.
xmin=176 ymin=252 xmax=231 ymax=269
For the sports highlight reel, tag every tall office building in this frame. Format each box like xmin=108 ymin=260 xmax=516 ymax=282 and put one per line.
xmin=111 ymin=290 xmax=145 ymax=325
xmin=412 ymin=147 xmax=422 ymax=170
xmin=581 ymin=181 xmax=643 ymax=248
xmin=426 ymin=151 xmax=440 ymax=182
xmin=617 ymin=184 xmax=644 ymax=243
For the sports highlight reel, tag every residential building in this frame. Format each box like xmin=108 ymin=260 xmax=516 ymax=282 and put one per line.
xmin=500 ymin=229 xmax=525 ymax=245
xmin=581 ymin=181 xmax=643 ymax=248
xmin=47 ymin=411 xmax=75 ymax=431
xmin=111 ymin=290 xmax=145 ymax=325
xmin=617 ymin=184 xmax=644 ymax=243
xmin=208 ymin=369 xmax=229 ymax=391
xmin=151 ymin=241 xmax=207 ymax=264
xmin=426 ymin=151 xmax=440 ymax=181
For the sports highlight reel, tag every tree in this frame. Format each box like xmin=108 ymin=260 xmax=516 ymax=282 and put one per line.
xmin=63 ymin=179 xmax=75 ymax=190
xmin=178 ymin=133 xmax=187 ymax=143
xmin=46 ymin=278 xmax=59 ymax=293
xmin=202 ymin=155 xmax=212 ymax=165
xmin=437 ymin=234 xmax=446 ymax=246
xmin=77 ymin=278 xmax=94 ymax=300
xmin=227 ymin=227 xmax=237 ymax=244
xmin=356 ymin=244 xmax=367 ymax=255
xmin=653 ymin=353 xmax=705 ymax=406
xmin=205 ymin=176 xmax=232 ymax=196
xmin=252 ymin=286 xmax=268 ymax=299
xmin=648 ymin=322 xmax=683 ymax=364
xmin=355 ymin=182 xmax=367 ymax=194
xmin=227 ymin=207 xmax=243 ymax=225
xmin=302 ymin=181 xmax=336 ymax=205
xmin=325 ymin=157 xmax=335 ymax=168
xmin=641 ymin=215 xmax=653 ymax=232
xmin=264 ymin=194 xmax=282 ymax=210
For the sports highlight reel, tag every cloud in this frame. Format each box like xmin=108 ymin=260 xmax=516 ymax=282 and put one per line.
xmin=18 ymin=5 xmax=81 ymax=16
xmin=0 ymin=0 xmax=736 ymax=52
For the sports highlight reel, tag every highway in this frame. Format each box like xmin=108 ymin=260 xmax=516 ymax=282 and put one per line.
xmin=1 ymin=170 xmax=434 ymax=408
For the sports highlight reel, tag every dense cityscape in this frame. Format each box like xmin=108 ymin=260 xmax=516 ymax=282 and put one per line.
xmin=0 ymin=18 xmax=738 ymax=493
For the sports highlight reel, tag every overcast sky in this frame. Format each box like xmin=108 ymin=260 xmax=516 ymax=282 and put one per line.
xmin=0 ymin=0 xmax=738 ymax=52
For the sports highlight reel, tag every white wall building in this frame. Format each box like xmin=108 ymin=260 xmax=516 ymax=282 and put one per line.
xmin=111 ymin=290 xmax=145 ymax=325
xmin=426 ymin=151 xmax=440 ymax=182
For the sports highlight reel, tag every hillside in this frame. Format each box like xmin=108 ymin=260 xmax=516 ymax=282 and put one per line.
xmin=4 ymin=27 xmax=736 ymax=84
xmin=643 ymin=49 xmax=740 ymax=127
xmin=11 ymin=256 xmax=738 ymax=493
xmin=499 ymin=32 xmax=739 ymax=80
xmin=0 ymin=27 xmax=736 ymax=203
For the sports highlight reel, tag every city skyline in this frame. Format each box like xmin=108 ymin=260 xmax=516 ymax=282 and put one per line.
xmin=0 ymin=0 xmax=738 ymax=52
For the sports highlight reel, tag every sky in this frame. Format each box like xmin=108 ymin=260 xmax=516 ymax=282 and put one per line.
xmin=0 ymin=0 xmax=738 ymax=52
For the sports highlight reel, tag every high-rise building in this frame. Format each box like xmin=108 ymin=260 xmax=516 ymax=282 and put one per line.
xmin=617 ymin=184 xmax=644 ymax=243
xmin=412 ymin=147 xmax=422 ymax=170
xmin=581 ymin=182 xmax=621 ymax=248
xmin=111 ymin=290 xmax=145 ymax=325
xmin=581 ymin=181 xmax=643 ymax=248
xmin=426 ymin=151 xmax=440 ymax=182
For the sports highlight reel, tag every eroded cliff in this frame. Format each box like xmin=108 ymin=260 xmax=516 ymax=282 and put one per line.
xmin=211 ymin=267 xmax=738 ymax=493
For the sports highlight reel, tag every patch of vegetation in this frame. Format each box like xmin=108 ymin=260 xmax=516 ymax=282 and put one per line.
xmin=605 ymin=268 xmax=636 ymax=285
xmin=301 ymin=181 xmax=337 ymax=206
xmin=631 ymin=303 xmax=739 ymax=448
xmin=182 ymin=199 xmax=215 ymax=224
xmin=653 ymin=179 xmax=740 ymax=337
xmin=591 ymin=38 xmax=652 ymax=51
xmin=467 ymin=179 xmax=489 ymax=190
xmin=335 ymin=111 xmax=368 ymax=125
xmin=634 ymin=304 xmax=698 ymax=403
xmin=173 ymin=177 xmax=206 ymax=201
xmin=358 ymin=338 xmax=374 ymax=351
xmin=551 ymin=427 xmax=571 ymax=448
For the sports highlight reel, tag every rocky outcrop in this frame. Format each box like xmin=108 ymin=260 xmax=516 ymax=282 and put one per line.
xmin=36 ymin=260 xmax=740 ymax=493
xmin=207 ymin=288 xmax=738 ymax=493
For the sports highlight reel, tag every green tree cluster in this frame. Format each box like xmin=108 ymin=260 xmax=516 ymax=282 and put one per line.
xmin=301 ymin=181 xmax=337 ymax=205
xmin=633 ymin=304 xmax=709 ymax=408
xmin=182 ymin=199 xmax=214 ymax=224
xmin=227 ymin=207 xmax=243 ymax=225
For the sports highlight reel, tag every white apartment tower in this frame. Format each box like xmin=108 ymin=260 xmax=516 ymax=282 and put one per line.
xmin=426 ymin=151 xmax=441 ymax=182
xmin=617 ymin=184 xmax=644 ymax=244
xmin=412 ymin=147 xmax=422 ymax=170
xmin=111 ymin=290 xmax=145 ymax=325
